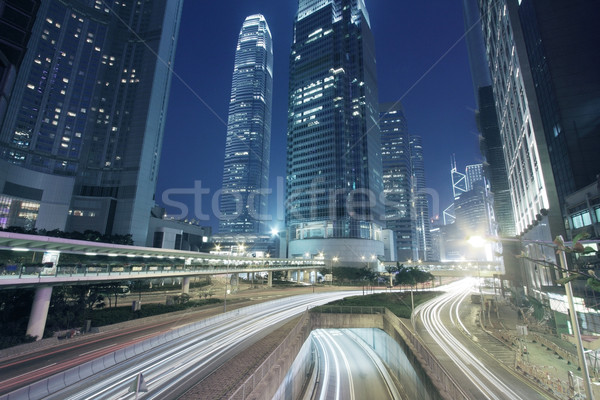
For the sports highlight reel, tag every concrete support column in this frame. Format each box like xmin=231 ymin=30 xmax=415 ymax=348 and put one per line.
xmin=287 ymin=270 xmax=291 ymax=281
xmin=251 ymin=272 xmax=255 ymax=287
xmin=267 ymin=271 xmax=273 ymax=287
xmin=298 ymin=270 xmax=303 ymax=282
xmin=26 ymin=286 xmax=53 ymax=340
xmin=182 ymin=277 xmax=191 ymax=294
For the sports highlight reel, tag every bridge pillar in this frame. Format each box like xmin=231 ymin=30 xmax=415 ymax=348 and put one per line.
xmin=182 ymin=277 xmax=191 ymax=294
xmin=298 ymin=270 xmax=303 ymax=282
xmin=286 ymin=270 xmax=291 ymax=281
xmin=267 ymin=271 xmax=272 ymax=287
xmin=26 ymin=286 xmax=53 ymax=340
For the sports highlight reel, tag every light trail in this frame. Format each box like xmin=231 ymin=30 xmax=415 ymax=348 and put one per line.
xmin=414 ymin=280 xmax=521 ymax=400
xmin=18 ymin=291 xmax=360 ymax=400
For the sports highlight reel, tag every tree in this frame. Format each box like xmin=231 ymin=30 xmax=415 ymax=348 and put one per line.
xmin=385 ymin=264 xmax=399 ymax=287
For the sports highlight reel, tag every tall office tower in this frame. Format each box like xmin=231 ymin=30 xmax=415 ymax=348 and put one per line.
xmin=286 ymin=0 xmax=385 ymax=263
xmin=380 ymin=102 xmax=416 ymax=262
xmin=0 ymin=0 xmax=40 ymax=128
xmin=410 ymin=135 xmax=432 ymax=261
xmin=477 ymin=0 xmax=600 ymax=289
xmin=476 ymin=86 xmax=515 ymax=237
xmin=465 ymin=164 xmax=484 ymax=191
xmin=219 ymin=14 xmax=273 ymax=234
xmin=0 ymin=0 xmax=183 ymax=244
xmin=463 ymin=0 xmax=515 ymax=238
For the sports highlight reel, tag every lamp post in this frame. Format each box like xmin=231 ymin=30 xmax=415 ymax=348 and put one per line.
xmin=331 ymin=257 xmax=338 ymax=286
xmin=469 ymin=234 xmax=594 ymax=400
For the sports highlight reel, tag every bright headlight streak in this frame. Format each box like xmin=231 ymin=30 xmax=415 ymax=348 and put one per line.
xmin=324 ymin=330 xmax=355 ymax=400
xmin=419 ymin=280 xmax=520 ymax=399
xmin=48 ymin=292 xmax=361 ymax=400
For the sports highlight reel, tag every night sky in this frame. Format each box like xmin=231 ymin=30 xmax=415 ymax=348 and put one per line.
xmin=156 ymin=0 xmax=482 ymax=232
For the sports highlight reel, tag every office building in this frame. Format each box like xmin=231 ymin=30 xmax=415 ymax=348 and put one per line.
xmin=476 ymin=0 xmax=600 ymax=320
xmin=380 ymin=102 xmax=415 ymax=262
xmin=0 ymin=0 xmax=183 ymax=245
xmin=410 ymin=135 xmax=432 ymax=261
xmin=219 ymin=14 xmax=273 ymax=234
xmin=465 ymin=163 xmax=483 ymax=191
xmin=286 ymin=0 xmax=385 ymax=264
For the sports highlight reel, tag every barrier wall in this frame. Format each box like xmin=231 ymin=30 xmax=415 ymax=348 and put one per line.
xmin=232 ymin=308 xmax=469 ymax=400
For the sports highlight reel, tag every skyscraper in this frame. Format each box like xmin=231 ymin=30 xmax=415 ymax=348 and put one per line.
xmin=463 ymin=0 xmax=515 ymax=238
xmin=465 ymin=163 xmax=484 ymax=191
xmin=477 ymin=0 xmax=600 ymax=293
xmin=286 ymin=0 xmax=385 ymax=263
xmin=0 ymin=0 xmax=183 ymax=245
xmin=410 ymin=135 xmax=433 ymax=261
xmin=219 ymin=14 xmax=273 ymax=234
xmin=380 ymin=102 xmax=416 ymax=262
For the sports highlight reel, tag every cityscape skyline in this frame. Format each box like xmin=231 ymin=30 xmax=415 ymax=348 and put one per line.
xmin=157 ymin=0 xmax=481 ymax=230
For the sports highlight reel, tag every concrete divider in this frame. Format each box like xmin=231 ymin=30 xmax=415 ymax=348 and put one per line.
xmin=46 ymin=373 xmax=65 ymax=394
xmin=3 ymin=386 xmax=28 ymax=400
xmin=77 ymin=361 xmax=94 ymax=380
xmin=26 ymin=380 xmax=48 ymax=400
xmin=63 ymin=368 xmax=80 ymax=386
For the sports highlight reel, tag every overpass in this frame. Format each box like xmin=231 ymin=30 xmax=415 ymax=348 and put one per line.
xmin=0 ymin=232 xmax=325 ymax=340
xmin=0 ymin=232 xmax=502 ymax=340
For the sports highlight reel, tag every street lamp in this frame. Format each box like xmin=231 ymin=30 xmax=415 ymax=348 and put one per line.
xmin=331 ymin=256 xmax=338 ymax=286
xmin=469 ymin=234 xmax=594 ymax=400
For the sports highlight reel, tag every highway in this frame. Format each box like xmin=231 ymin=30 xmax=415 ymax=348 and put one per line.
xmin=307 ymin=329 xmax=401 ymax=400
xmin=413 ymin=279 xmax=549 ymax=400
xmin=1 ymin=291 xmax=359 ymax=400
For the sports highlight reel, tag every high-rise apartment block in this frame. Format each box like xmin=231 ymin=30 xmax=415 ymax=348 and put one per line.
xmin=219 ymin=14 xmax=273 ymax=234
xmin=285 ymin=0 xmax=385 ymax=262
xmin=0 ymin=0 xmax=183 ymax=245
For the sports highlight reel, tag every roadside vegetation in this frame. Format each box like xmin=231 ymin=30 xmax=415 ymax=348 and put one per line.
xmin=314 ymin=291 xmax=439 ymax=319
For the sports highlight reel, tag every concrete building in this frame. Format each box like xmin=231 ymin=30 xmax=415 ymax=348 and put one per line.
xmin=285 ymin=0 xmax=385 ymax=265
xmin=219 ymin=14 xmax=273 ymax=234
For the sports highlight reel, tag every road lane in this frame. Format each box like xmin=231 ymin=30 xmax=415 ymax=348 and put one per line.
xmin=413 ymin=279 xmax=550 ymax=400
xmin=309 ymin=329 xmax=401 ymax=400
xmin=1 ymin=291 xmax=360 ymax=400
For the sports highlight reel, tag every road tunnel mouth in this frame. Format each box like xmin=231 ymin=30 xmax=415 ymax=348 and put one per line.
xmin=278 ymin=327 xmax=442 ymax=400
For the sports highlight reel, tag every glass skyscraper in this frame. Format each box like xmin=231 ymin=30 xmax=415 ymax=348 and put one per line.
xmin=219 ymin=14 xmax=273 ymax=234
xmin=410 ymin=135 xmax=433 ymax=261
xmin=380 ymin=102 xmax=416 ymax=262
xmin=286 ymin=0 xmax=385 ymax=262
xmin=0 ymin=0 xmax=183 ymax=245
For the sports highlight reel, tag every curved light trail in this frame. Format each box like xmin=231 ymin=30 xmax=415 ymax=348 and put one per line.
xmin=4 ymin=291 xmax=359 ymax=400
xmin=414 ymin=279 xmax=522 ymax=400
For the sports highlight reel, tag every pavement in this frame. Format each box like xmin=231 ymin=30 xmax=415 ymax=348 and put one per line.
xmin=468 ymin=291 xmax=600 ymax=399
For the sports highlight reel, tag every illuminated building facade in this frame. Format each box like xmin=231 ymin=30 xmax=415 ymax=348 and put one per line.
xmin=380 ymin=102 xmax=415 ymax=261
xmin=219 ymin=14 xmax=273 ymax=234
xmin=286 ymin=0 xmax=385 ymax=263
xmin=410 ymin=135 xmax=432 ymax=261
xmin=0 ymin=0 xmax=183 ymax=244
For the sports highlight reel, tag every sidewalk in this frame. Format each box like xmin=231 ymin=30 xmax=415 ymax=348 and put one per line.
xmin=475 ymin=295 xmax=600 ymax=399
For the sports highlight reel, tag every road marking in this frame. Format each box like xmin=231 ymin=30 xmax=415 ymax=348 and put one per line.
xmin=3 ymin=363 xmax=57 ymax=382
